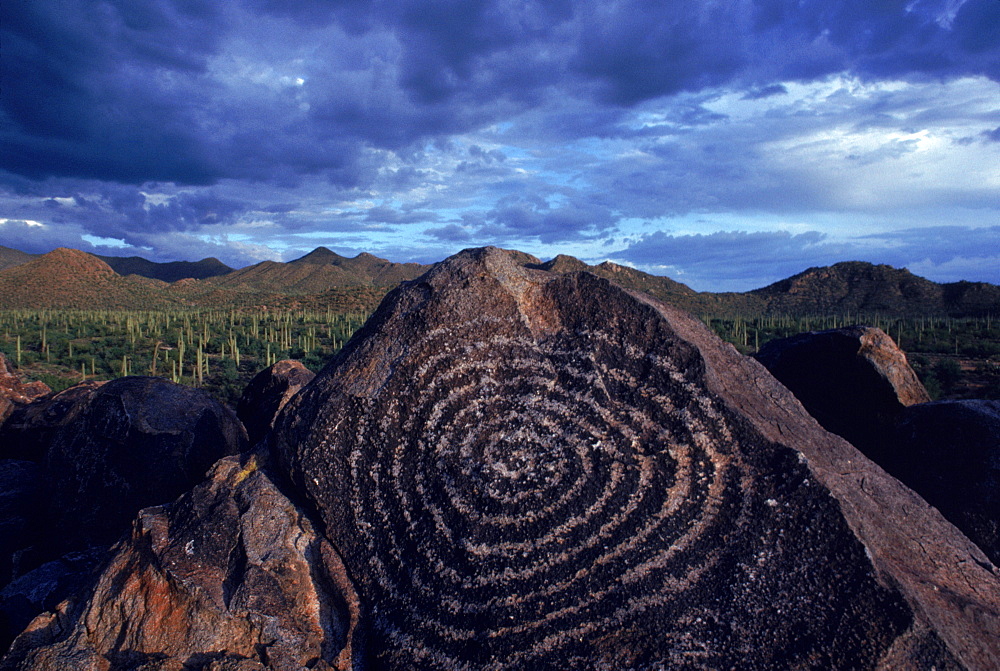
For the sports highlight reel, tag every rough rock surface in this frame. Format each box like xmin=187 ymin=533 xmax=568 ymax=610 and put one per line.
xmin=754 ymin=325 xmax=930 ymax=457
xmin=0 ymin=548 xmax=109 ymax=657
xmin=0 ymin=354 xmax=49 ymax=426
xmin=889 ymin=400 xmax=1000 ymax=566
xmin=236 ymin=360 xmax=315 ymax=446
xmin=40 ymin=376 xmax=248 ymax=560
xmin=0 ymin=381 xmax=105 ymax=463
xmin=263 ymin=248 xmax=998 ymax=669
xmin=2 ymin=454 xmax=360 ymax=671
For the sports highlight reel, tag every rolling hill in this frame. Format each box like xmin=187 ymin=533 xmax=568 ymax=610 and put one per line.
xmin=96 ymin=255 xmax=233 ymax=282
xmin=0 ymin=248 xmax=149 ymax=309
xmin=748 ymin=261 xmax=1000 ymax=317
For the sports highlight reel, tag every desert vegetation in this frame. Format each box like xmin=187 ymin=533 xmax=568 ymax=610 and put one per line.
xmin=3 ymin=305 xmax=997 ymax=406
xmin=0 ymin=308 xmax=369 ymax=405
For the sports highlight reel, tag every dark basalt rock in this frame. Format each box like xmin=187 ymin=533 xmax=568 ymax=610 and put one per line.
xmin=0 ymin=381 xmax=105 ymax=463
xmin=0 ymin=461 xmax=40 ymax=585
xmin=236 ymin=360 xmax=315 ymax=446
xmin=0 ymin=378 xmax=249 ymax=655
xmin=0 ymin=547 xmax=109 ymax=658
xmin=41 ymin=376 xmax=249 ymax=560
xmin=0 ymin=381 xmax=105 ymax=650
xmin=888 ymin=400 xmax=1000 ymax=566
xmin=263 ymin=248 xmax=997 ymax=669
xmin=754 ymin=325 xmax=930 ymax=458
xmin=2 ymin=454 xmax=360 ymax=671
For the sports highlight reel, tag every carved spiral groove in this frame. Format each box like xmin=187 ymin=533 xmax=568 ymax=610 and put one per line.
xmin=313 ymin=316 xmax=755 ymax=667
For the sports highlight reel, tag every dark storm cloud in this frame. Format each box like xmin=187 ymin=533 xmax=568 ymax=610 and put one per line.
xmin=424 ymin=223 xmax=473 ymax=242
xmin=362 ymin=205 xmax=441 ymax=225
xmin=743 ymin=84 xmax=789 ymax=100
xmin=0 ymin=0 xmax=224 ymax=184
xmin=479 ymin=195 xmax=617 ymax=244
xmin=2 ymin=0 xmax=999 ymax=272
xmin=6 ymin=0 xmax=998 ymax=190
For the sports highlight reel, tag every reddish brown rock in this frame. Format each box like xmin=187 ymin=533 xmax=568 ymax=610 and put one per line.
xmin=888 ymin=400 xmax=1000 ymax=565
xmin=753 ymin=325 xmax=930 ymax=457
xmin=0 ymin=354 xmax=49 ymax=426
xmin=236 ymin=360 xmax=315 ymax=446
xmin=265 ymin=248 xmax=998 ymax=669
xmin=0 ymin=378 xmax=248 ymax=655
xmin=2 ymin=454 xmax=360 ymax=671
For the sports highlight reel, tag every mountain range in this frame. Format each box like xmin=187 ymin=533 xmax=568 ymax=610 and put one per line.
xmin=0 ymin=244 xmax=998 ymax=317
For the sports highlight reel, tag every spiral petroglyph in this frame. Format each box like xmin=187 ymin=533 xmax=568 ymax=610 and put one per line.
xmin=305 ymin=323 xmax=755 ymax=667
xmin=270 ymin=249 xmax=933 ymax=669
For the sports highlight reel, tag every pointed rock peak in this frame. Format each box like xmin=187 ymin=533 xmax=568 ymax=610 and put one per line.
xmin=416 ymin=247 xmax=549 ymax=308
xmin=536 ymin=253 xmax=590 ymax=273
xmin=291 ymin=246 xmax=345 ymax=264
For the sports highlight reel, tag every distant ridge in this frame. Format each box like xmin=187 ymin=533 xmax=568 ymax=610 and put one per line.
xmin=0 ymin=246 xmax=36 ymax=272
xmin=209 ymin=247 xmax=430 ymax=293
xmin=0 ymin=248 xmax=269 ymax=310
xmin=97 ymin=255 xmax=233 ymax=282
xmin=0 ymin=245 xmax=997 ymax=316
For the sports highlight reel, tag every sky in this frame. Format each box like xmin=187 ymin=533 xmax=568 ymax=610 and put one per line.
xmin=1 ymin=0 xmax=999 ymax=292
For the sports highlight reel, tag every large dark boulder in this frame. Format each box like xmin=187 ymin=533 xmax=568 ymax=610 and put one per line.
xmin=5 ymin=249 xmax=998 ymax=669
xmin=0 ymin=377 xmax=248 ymax=654
xmin=269 ymin=248 xmax=994 ymax=669
xmin=0 ymin=381 xmax=106 ymax=652
xmin=0 ymin=462 xmax=40 ymax=586
xmin=754 ymin=325 xmax=930 ymax=458
xmin=41 ymin=376 xmax=248 ymax=559
xmin=889 ymin=400 xmax=1000 ymax=565
xmin=236 ymin=360 xmax=315 ymax=446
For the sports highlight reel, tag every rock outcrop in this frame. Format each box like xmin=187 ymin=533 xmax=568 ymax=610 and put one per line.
xmin=889 ymin=400 xmax=1000 ymax=566
xmin=0 ymin=377 xmax=249 ymax=654
xmin=0 ymin=354 xmax=49 ymax=426
xmin=3 ymin=454 xmax=360 ymax=671
xmin=5 ymin=248 xmax=999 ymax=669
xmin=236 ymin=360 xmax=315 ymax=446
xmin=267 ymin=248 xmax=995 ymax=669
xmin=754 ymin=325 xmax=930 ymax=458
xmin=0 ymin=461 xmax=40 ymax=585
